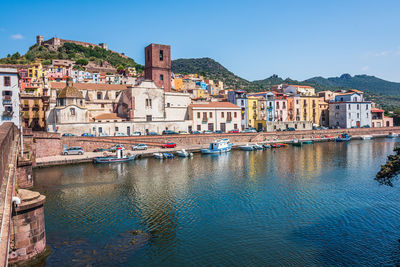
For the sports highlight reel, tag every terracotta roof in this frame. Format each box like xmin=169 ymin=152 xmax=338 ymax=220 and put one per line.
xmin=288 ymin=85 xmax=314 ymax=89
xmin=50 ymin=82 xmax=128 ymax=91
xmin=93 ymin=113 xmax=124 ymax=120
xmin=371 ymin=108 xmax=384 ymax=113
xmin=190 ymin=102 xmax=240 ymax=108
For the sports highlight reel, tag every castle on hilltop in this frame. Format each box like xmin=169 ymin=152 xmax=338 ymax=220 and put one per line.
xmin=35 ymin=35 xmax=128 ymax=59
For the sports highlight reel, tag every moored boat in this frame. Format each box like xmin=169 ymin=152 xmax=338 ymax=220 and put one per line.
xmin=239 ymin=144 xmax=255 ymax=151
xmin=387 ymin=132 xmax=399 ymax=138
xmin=163 ymin=153 xmax=175 ymax=158
xmin=201 ymin=139 xmax=233 ymax=154
xmin=176 ymin=149 xmax=193 ymax=157
xmin=262 ymin=144 xmax=271 ymax=149
xmin=153 ymin=153 xmax=164 ymax=159
xmin=291 ymin=138 xmax=302 ymax=147
xmin=93 ymin=147 xmax=136 ymax=163
xmin=335 ymin=133 xmax=351 ymax=142
xmin=271 ymin=143 xmax=288 ymax=148
xmin=361 ymin=135 xmax=373 ymax=140
xmin=302 ymin=140 xmax=313 ymax=144
xmin=253 ymin=144 xmax=264 ymax=150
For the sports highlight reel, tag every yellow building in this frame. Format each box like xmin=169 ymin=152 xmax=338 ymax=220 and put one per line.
xmin=28 ymin=63 xmax=45 ymax=79
xmin=300 ymin=96 xmax=320 ymax=125
xmin=172 ymin=78 xmax=183 ymax=90
xmin=192 ymin=88 xmax=208 ymax=99
xmin=248 ymin=96 xmax=259 ymax=128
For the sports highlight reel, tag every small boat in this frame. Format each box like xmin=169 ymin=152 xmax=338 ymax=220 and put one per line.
xmin=335 ymin=133 xmax=351 ymax=142
xmin=153 ymin=153 xmax=164 ymax=159
xmin=302 ymin=140 xmax=313 ymax=144
xmin=163 ymin=153 xmax=175 ymax=158
xmin=262 ymin=144 xmax=271 ymax=149
xmin=387 ymin=133 xmax=399 ymax=138
xmin=271 ymin=143 xmax=288 ymax=148
xmin=253 ymin=144 xmax=264 ymax=150
xmin=361 ymin=135 xmax=373 ymax=140
xmin=201 ymin=139 xmax=233 ymax=154
xmin=94 ymin=148 xmax=136 ymax=163
xmin=291 ymin=138 xmax=302 ymax=147
xmin=239 ymin=144 xmax=255 ymax=151
xmin=176 ymin=149 xmax=193 ymax=157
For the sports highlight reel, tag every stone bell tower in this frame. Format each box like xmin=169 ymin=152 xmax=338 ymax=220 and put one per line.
xmin=144 ymin=43 xmax=171 ymax=92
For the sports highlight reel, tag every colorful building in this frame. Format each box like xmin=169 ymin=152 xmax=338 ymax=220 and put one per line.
xmin=300 ymin=96 xmax=321 ymax=125
xmin=227 ymin=90 xmax=248 ymax=129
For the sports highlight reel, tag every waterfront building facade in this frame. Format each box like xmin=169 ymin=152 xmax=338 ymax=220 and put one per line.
xmin=0 ymin=68 xmax=20 ymax=127
xmin=227 ymin=90 xmax=248 ymax=129
xmin=189 ymin=102 xmax=241 ymax=132
xmin=328 ymin=92 xmax=372 ymax=128
xmin=371 ymin=108 xmax=393 ymax=128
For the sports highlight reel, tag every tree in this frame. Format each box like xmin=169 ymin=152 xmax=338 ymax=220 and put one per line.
xmin=75 ymin=58 xmax=89 ymax=66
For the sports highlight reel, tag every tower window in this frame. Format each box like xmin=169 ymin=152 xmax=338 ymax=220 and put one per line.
xmin=160 ymin=50 xmax=164 ymax=61
xmin=160 ymin=74 xmax=164 ymax=81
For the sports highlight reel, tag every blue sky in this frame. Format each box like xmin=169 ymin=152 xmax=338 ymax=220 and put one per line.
xmin=1 ymin=0 xmax=400 ymax=82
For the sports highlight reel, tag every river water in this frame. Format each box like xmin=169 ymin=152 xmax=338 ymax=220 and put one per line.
xmin=33 ymin=139 xmax=400 ymax=266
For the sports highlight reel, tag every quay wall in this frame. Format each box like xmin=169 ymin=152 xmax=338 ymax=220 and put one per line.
xmin=33 ymin=127 xmax=400 ymax=159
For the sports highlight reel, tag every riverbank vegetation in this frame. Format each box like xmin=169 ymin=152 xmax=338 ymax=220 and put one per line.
xmin=375 ymin=147 xmax=400 ymax=186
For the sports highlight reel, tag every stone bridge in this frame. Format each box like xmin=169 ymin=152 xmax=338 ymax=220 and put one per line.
xmin=0 ymin=123 xmax=47 ymax=266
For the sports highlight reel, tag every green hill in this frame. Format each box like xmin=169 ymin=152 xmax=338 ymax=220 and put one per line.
xmin=171 ymin=58 xmax=400 ymax=110
xmin=0 ymin=42 xmax=144 ymax=71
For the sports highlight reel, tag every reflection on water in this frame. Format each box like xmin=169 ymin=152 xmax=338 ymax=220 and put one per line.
xmin=34 ymin=139 xmax=400 ymax=266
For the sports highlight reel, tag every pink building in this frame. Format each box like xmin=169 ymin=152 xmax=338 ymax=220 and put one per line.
xmin=273 ymin=92 xmax=288 ymax=122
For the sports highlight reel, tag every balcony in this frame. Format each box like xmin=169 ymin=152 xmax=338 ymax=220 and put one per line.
xmin=227 ymin=116 xmax=232 ymax=122
xmin=202 ymin=117 xmax=208 ymax=122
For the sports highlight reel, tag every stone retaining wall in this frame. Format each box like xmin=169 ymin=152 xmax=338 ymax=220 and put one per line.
xmin=33 ymin=127 xmax=400 ymax=159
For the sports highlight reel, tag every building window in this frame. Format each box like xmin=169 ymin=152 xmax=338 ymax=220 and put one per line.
xmin=366 ymin=105 xmax=369 ymax=110
xmin=227 ymin=112 xmax=232 ymax=121
xmin=349 ymin=113 xmax=351 ymax=118
xmin=234 ymin=124 xmax=238 ymax=129
xmin=367 ymin=113 xmax=369 ymax=118
xmin=167 ymin=103 xmax=170 ymax=107
xmin=348 ymin=104 xmax=351 ymax=110
xmin=147 ymin=50 xmax=150 ymax=62
xmin=357 ymin=113 xmax=359 ymax=119
xmin=277 ymin=102 xmax=280 ymax=109
xmin=146 ymin=115 xmax=152 ymax=121
xmin=101 ymin=104 xmax=104 ymax=108
xmin=115 ymin=127 xmax=119 ymax=132
xmin=234 ymin=112 xmax=237 ymax=118
xmin=303 ymin=123 xmax=306 ymax=128
xmin=97 ymin=92 xmax=102 ymax=100
xmin=145 ymin=98 xmax=152 ymax=108
xmin=209 ymin=112 xmax=213 ymax=118
xmin=336 ymin=105 xmax=340 ymax=110
xmin=221 ymin=112 xmax=224 ymax=118
xmin=160 ymin=50 xmax=164 ymax=61
xmin=3 ymin=76 xmax=10 ymax=87
xmin=98 ymin=127 xmax=102 ymax=133
xmin=197 ymin=112 xmax=200 ymax=119
xmin=160 ymin=74 xmax=164 ymax=81
xmin=197 ymin=125 xmax=201 ymax=131
xmin=296 ymin=100 xmax=299 ymax=105
xmin=70 ymin=108 xmax=75 ymax=116
xmin=357 ymin=104 xmax=359 ymax=110
xmin=203 ymin=112 xmax=207 ymax=121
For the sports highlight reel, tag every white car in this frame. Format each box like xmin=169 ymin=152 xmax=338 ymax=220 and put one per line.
xmin=99 ymin=133 xmax=109 ymax=137
xmin=132 ymin=144 xmax=148 ymax=150
xmin=131 ymin=132 xmax=142 ymax=136
xmin=114 ymin=132 xmax=127 ymax=136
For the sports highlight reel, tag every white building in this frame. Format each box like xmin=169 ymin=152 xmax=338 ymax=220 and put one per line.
xmin=189 ymin=102 xmax=241 ymax=132
xmin=328 ymin=92 xmax=372 ymax=128
xmin=0 ymin=68 xmax=20 ymax=127
xmin=284 ymin=85 xmax=315 ymax=96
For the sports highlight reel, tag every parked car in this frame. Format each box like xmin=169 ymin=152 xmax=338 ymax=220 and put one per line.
xmin=179 ymin=131 xmax=189 ymax=135
xmin=132 ymin=144 xmax=148 ymax=150
xmin=109 ymin=144 xmax=124 ymax=152
xmin=162 ymin=142 xmax=177 ymax=148
xmin=214 ymin=130 xmax=223 ymax=134
xmin=115 ymin=132 xmax=127 ymax=136
xmin=242 ymin=128 xmax=257 ymax=133
xmin=62 ymin=133 xmax=75 ymax=137
xmin=192 ymin=131 xmax=201 ymax=134
xmin=147 ymin=132 xmax=159 ymax=136
xmin=361 ymin=125 xmax=371 ymax=128
xmin=162 ymin=130 xmax=178 ymax=135
xmin=99 ymin=133 xmax=109 ymax=137
xmin=203 ymin=130 xmax=213 ymax=134
xmin=228 ymin=129 xmax=239 ymax=133
xmin=63 ymin=146 xmax=84 ymax=155
xmin=131 ymin=131 xmax=142 ymax=136
xmin=284 ymin=127 xmax=296 ymax=131
xmin=82 ymin=133 xmax=95 ymax=137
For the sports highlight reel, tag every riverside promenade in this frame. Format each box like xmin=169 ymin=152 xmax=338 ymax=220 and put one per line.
xmin=34 ymin=127 xmax=399 ymax=167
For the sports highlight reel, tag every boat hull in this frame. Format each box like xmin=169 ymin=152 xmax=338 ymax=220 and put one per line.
xmin=201 ymin=147 xmax=232 ymax=154
xmin=93 ymin=155 xmax=135 ymax=163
